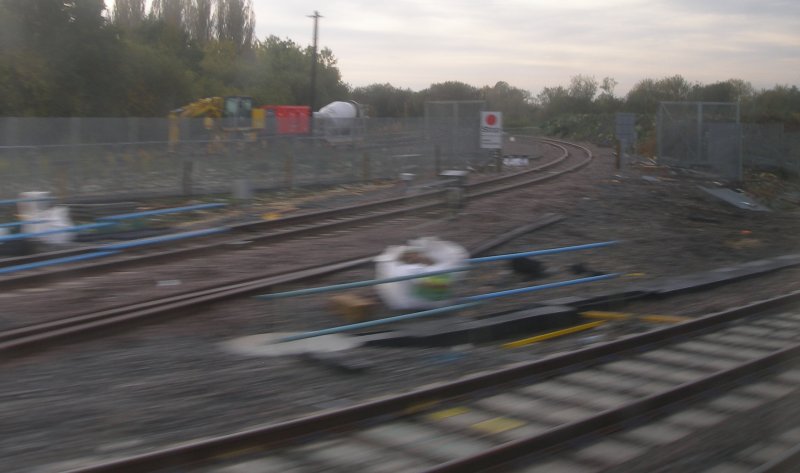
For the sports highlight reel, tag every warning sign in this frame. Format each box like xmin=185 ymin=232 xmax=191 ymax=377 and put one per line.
xmin=480 ymin=111 xmax=503 ymax=149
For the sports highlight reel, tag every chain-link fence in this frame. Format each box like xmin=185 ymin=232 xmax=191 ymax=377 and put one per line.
xmin=657 ymin=102 xmax=742 ymax=180
xmin=657 ymin=102 xmax=800 ymax=180
xmin=424 ymin=100 xmax=486 ymax=168
xmin=743 ymin=124 xmax=800 ymax=175
xmin=0 ymin=114 xmax=490 ymax=200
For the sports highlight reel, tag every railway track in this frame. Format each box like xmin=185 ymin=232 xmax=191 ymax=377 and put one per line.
xmin=0 ymin=212 xmax=565 ymax=359
xmin=0 ymin=138 xmax=590 ymax=357
xmin=0 ymin=137 xmax=589 ymax=287
xmin=63 ymin=291 xmax=800 ymax=473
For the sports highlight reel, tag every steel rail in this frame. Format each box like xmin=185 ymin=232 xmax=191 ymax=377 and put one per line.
xmin=0 ymin=139 xmax=579 ymax=286
xmin=61 ymin=290 xmax=800 ymax=473
xmin=0 ymin=213 xmax=565 ymax=358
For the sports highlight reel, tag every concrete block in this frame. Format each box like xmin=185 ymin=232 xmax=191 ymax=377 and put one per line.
xmin=618 ymin=422 xmax=692 ymax=445
xmin=724 ymin=325 xmax=774 ymax=337
xmin=754 ymin=319 xmax=800 ymax=330
xmin=329 ymin=294 xmax=376 ymax=322
xmin=360 ymin=423 xmax=491 ymax=462
xmin=778 ymin=426 xmax=800 ymax=443
xmin=519 ymin=458 xmax=600 ymax=473
xmin=573 ymin=438 xmax=646 ymax=466
xmin=359 ymin=421 xmax=441 ymax=446
xmin=704 ymin=463 xmax=751 ymax=473
xmin=706 ymin=393 xmax=768 ymax=412
xmin=705 ymin=332 xmax=788 ymax=350
xmin=537 ymin=405 xmax=596 ymax=424
xmin=663 ymin=408 xmax=728 ymax=428
xmin=295 ymin=438 xmax=422 ymax=471
xmin=572 ymin=392 xmax=633 ymax=410
xmin=737 ymin=381 xmax=796 ymax=400
xmin=476 ymin=393 xmax=562 ymax=426
xmin=777 ymin=369 xmax=800 ymax=384
xmin=672 ymin=341 xmax=759 ymax=361
xmin=519 ymin=380 xmax=596 ymax=401
xmin=561 ymin=370 xmax=645 ymax=393
xmin=213 ymin=456 xmax=304 ymax=473
xmin=741 ymin=442 xmax=795 ymax=464
xmin=637 ymin=348 xmax=737 ymax=371
xmin=601 ymin=360 xmax=705 ymax=384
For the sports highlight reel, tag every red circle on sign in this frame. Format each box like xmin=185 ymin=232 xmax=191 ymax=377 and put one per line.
xmin=486 ymin=114 xmax=497 ymax=126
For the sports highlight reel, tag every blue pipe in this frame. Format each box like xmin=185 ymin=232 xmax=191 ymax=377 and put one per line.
xmin=97 ymin=203 xmax=226 ymax=221
xmin=0 ymin=250 xmax=120 ymax=275
xmin=0 ymin=222 xmax=115 ymax=242
xmin=279 ymin=302 xmax=481 ymax=342
xmin=100 ymin=227 xmax=229 ymax=250
xmin=279 ymin=273 xmax=619 ymax=342
xmin=257 ymin=240 xmax=619 ymax=301
xmin=464 ymin=273 xmax=618 ymax=302
xmin=256 ymin=266 xmax=471 ymax=301
xmin=467 ymin=241 xmax=618 ymax=264
xmin=0 ymin=220 xmax=48 ymax=229
xmin=0 ymin=197 xmax=54 ymax=206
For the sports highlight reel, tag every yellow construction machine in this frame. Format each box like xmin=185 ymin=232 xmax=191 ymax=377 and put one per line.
xmin=168 ymin=96 xmax=265 ymax=150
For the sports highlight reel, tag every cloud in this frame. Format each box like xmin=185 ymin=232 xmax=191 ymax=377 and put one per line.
xmin=252 ymin=0 xmax=800 ymax=94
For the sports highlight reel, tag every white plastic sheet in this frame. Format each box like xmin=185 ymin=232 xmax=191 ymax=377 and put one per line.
xmin=374 ymin=237 xmax=468 ymax=310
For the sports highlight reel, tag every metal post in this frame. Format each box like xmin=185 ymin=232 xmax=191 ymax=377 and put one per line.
xmin=308 ymin=11 xmax=322 ymax=134
xmin=453 ymin=102 xmax=459 ymax=167
xmin=697 ymin=102 xmax=703 ymax=163
xmin=736 ymin=101 xmax=743 ymax=182
xmin=362 ymin=151 xmax=370 ymax=182
xmin=656 ymin=105 xmax=663 ymax=161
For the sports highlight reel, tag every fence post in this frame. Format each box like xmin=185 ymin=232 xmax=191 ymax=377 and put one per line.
xmin=362 ymin=151 xmax=370 ymax=182
xmin=127 ymin=117 xmax=139 ymax=143
xmin=181 ymin=158 xmax=193 ymax=196
xmin=656 ymin=105 xmax=663 ymax=161
xmin=284 ymin=147 xmax=294 ymax=190
xmin=3 ymin=117 xmax=17 ymax=147
xmin=434 ymin=144 xmax=441 ymax=176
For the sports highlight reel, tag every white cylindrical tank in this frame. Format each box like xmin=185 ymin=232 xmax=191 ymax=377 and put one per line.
xmin=317 ymin=101 xmax=361 ymax=119
xmin=314 ymin=101 xmax=363 ymax=136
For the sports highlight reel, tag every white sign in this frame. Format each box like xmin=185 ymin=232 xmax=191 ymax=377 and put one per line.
xmin=480 ymin=111 xmax=503 ymax=149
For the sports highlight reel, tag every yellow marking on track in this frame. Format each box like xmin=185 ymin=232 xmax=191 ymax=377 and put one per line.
xmin=471 ymin=417 xmax=526 ymax=434
xmin=404 ymin=400 xmax=439 ymax=415
xmin=427 ymin=407 xmax=469 ymax=421
xmin=581 ymin=311 xmax=689 ymax=324
xmin=503 ymin=321 xmax=606 ymax=349
xmin=639 ymin=314 xmax=690 ymax=324
xmin=580 ymin=311 xmax=631 ymax=320
xmin=262 ymin=212 xmax=282 ymax=220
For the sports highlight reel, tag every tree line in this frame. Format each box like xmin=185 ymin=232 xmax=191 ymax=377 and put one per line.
xmin=0 ymin=0 xmax=347 ymax=116
xmin=1 ymin=1 xmax=797 ymax=127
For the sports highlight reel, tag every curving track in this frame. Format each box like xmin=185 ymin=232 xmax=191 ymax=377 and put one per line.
xmin=0 ymin=138 xmax=590 ymax=357
xmin=0 ymin=138 xmax=589 ymax=287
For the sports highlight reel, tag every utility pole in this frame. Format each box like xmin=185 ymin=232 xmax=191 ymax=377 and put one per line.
xmin=308 ymin=10 xmax=322 ymax=134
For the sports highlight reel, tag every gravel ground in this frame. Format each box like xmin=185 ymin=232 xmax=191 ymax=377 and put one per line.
xmin=3 ymin=138 xmax=800 ymax=472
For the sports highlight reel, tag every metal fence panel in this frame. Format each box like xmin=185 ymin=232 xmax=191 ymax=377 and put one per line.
xmin=657 ymin=102 xmax=741 ymax=179
xmin=424 ymin=101 xmax=486 ymax=168
xmin=0 ymin=115 xmax=489 ymax=200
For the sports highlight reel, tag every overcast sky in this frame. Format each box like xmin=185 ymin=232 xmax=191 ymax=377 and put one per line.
xmin=255 ymin=0 xmax=798 ymax=95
